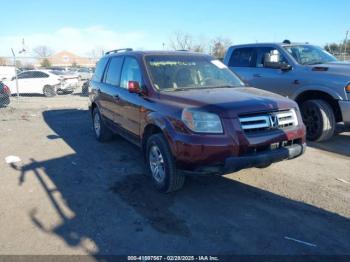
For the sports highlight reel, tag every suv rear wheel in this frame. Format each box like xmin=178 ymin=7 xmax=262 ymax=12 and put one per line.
xmin=92 ymin=107 xmax=113 ymax=142
xmin=146 ymin=134 xmax=185 ymax=193
xmin=301 ymin=99 xmax=335 ymax=142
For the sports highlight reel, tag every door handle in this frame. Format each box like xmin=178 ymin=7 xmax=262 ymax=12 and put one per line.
xmin=114 ymin=95 xmax=120 ymax=101
xmin=253 ymin=74 xmax=262 ymax=78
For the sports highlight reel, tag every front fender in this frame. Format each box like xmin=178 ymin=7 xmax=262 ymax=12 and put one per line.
xmin=142 ymin=111 xmax=178 ymax=156
xmin=291 ymin=85 xmax=344 ymax=101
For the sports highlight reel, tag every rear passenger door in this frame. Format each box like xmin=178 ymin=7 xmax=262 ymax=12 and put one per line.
xmin=101 ymin=56 xmax=124 ymax=126
xmin=227 ymin=47 xmax=257 ymax=84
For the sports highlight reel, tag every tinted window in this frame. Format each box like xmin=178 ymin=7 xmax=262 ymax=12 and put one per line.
xmin=229 ymin=48 xmax=257 ymax=67
xmin=33 ymin=71 xmax=49 ymax=78
xmin=92 ymin=57 xmax=109 ymax=82
xmin=17 ymin=72 xmax=32 ymax=79
xmin=120 ymin=57 xmax=142 ymax=89
xmin=104 ymin=56 xmax=124 ymax=86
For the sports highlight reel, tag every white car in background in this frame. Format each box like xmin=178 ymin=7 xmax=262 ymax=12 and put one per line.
xmin=50 ymin=70 xmax=79 ymax=93
xmin=3 ymin=70 xmax=78 ymax=97
xmin=0 ymin=66 xmax=18 ymax=81
xmin=75 ymin=67 xmax=94 ymax=80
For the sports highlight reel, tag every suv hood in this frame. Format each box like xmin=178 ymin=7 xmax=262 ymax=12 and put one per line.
xmin=159 ymin=87 xmax=297 ymax=118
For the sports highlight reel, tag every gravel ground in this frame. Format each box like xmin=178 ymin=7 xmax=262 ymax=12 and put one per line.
xmin=0 ymin=96 xmax=349 ymax=257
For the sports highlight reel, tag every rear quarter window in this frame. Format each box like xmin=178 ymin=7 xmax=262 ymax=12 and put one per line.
xmin=229 ymin=48 xmax=257 ymax=67
xmin=92 ymin=57 xmax=109 ymax=82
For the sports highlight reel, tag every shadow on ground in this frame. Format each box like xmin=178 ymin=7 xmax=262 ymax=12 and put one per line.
xmin=308 ymin=124 xmax=350 ymax=157
xmin=14 ymin=109 xmax=350 ymax=256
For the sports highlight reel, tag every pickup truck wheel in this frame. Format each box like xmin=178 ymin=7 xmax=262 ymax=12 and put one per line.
xmin=92 ymin=107 xmax=113 ymax=142
xmin=43 ymin=85 xmax=56 ymax=97
xmin=301 ymin=99 xmax=335 ymax=142
xmin=146 ymin=134 xmax=185 ymax=193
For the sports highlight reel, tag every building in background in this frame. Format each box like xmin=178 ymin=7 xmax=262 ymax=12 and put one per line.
xmin=46 ymin=51 xmax=96 ymax=68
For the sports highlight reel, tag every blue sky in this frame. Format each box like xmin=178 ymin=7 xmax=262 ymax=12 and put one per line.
xmin=1 ymin=0 xmax=349 ymax=56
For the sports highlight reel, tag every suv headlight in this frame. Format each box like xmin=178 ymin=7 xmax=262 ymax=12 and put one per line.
xmin=181 ymin=108 xmax=223 ymax=133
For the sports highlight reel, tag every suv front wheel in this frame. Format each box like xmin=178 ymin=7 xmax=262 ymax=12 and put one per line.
xmin=301 ymin=99 xmax=335 ymax=142
xmin=146 ymin=134 xmax=185 ymax=193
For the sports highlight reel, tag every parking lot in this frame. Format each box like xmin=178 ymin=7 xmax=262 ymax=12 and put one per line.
xmin=0 ymin=95 xmax=349 ymax=256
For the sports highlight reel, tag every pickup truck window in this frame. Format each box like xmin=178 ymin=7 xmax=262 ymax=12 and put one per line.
xmin=229 ymin=48 xmax=257 ymax=67
xmin=283 ymin=45 xmax=337 ymax=65
xmin=145 ymin=55 xmax=244 ymax=91
xmin=257 ymin=48 xmax=288 ymax=68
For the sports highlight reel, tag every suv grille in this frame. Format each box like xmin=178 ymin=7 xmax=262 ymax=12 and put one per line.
xmin=239 ymin=109 xmax=298 ymax=133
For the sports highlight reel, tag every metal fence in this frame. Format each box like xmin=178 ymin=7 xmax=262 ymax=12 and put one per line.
xmin=0 ymin=57 xmax=94 ymax=109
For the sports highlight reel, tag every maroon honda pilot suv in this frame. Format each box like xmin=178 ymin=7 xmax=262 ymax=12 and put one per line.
xmin=89 ymin=49 xmax=306 ymax=192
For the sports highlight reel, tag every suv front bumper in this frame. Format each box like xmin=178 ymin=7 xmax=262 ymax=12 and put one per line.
xmin=182 ymin=143 xmax=306 ymax=175
xmin=339 ymin=100 xmax=350 ymax=126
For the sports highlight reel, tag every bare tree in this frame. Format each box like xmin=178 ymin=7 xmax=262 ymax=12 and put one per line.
xmin=169 ymin=32 xmax=193 ymax=50
xmin=33 ymin=46 xmax=54 ymax=58
xmin=169 ymin=32 xmax=206 ymax=53
xmin=210 ymin=37 xmax=232 ymax=59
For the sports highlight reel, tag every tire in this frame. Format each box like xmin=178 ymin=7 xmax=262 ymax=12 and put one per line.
xmin=146 ymin=133 xmax=185 ymax=193
xmin=92 ymin=107 xmax=113 ymax=142
xmin=301 ymin=99 xmax=335 ymax=142
xmin=43 ymin=85 xmax=56 ymax=97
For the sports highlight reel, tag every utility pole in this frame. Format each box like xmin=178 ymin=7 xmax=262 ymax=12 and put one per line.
xmin=11 ymin=48 xmax=19 ymax=99
xmin=343 ymin=30 xmax=349 ymax=61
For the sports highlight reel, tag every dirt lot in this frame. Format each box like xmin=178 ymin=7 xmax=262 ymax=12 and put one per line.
xmin=0 ymin=96 xmax=349 ymax=257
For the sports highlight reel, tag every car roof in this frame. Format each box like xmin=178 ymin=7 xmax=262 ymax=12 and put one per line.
xmin=103 ymin=50 xmax=213 ymax=59
xmin=229 ymin=42 xmax=312 ymax=48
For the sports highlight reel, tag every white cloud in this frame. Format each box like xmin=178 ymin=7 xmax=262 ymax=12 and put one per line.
xmin=0 ymin=26 xmax=155 ymax=57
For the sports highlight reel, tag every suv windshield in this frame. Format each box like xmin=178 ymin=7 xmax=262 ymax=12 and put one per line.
xmin=283 ymin=45 xmax=337 ymax=65
xmin=145 ymin=55 xmax=245 ymax=91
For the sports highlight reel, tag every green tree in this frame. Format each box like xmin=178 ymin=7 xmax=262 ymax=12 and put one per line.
xmin=41 ymin=58 xmax=51 ymax=68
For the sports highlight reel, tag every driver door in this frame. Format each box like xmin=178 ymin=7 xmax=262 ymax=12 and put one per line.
xmin=249 ymin=47 xmax=296 ymax=97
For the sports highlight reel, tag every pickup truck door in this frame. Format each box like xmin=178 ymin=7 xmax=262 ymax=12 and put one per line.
xmin=248 ymin=47 xmax=296 ymax=98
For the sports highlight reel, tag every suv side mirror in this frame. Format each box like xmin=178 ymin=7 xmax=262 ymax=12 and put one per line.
xmin=128 ymin=81 xmax=141 ymax=94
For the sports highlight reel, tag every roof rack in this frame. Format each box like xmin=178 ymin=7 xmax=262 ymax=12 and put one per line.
xmin=105 ymin=48 xmax=133 ymax=55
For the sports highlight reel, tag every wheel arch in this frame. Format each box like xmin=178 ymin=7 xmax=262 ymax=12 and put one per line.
xmin=295 ymin=90 xmax=342 ymax=122
xmin=141 ymin=113 xmax=177 ymax=157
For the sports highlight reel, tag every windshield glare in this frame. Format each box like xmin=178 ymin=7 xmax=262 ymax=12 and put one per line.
xmin=283 ymin=45 xmax=337 ymax=65
xmin=145 ymin=55 xmax=245 ymax=91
